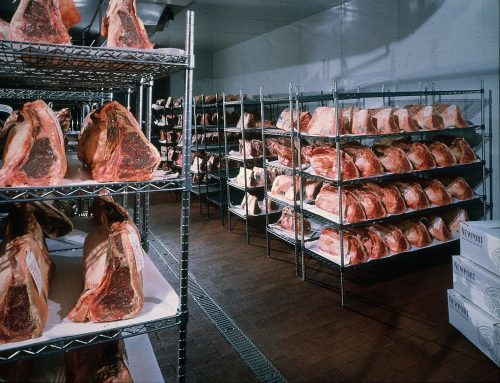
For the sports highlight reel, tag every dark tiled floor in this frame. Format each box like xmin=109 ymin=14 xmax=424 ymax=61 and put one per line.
xmin=149 ymin=194 xmax=500 ymax=382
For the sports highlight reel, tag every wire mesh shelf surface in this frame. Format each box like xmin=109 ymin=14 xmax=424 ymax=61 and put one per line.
xmin=0 ymin=88 xmax=112 ymax=102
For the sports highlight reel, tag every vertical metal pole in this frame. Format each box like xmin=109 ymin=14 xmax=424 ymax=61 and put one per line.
xmin=142 ymin=79 xmax=153 ymax=251
xmin=288 ymin=83 xmax=299 ymax=276
xmin=134 ymin=79 xmax=144 ymax=227
xmin=223 ymin=93 xmax=232 ymax=231
xmin=418 ymin=81 xmax=422 ymax=104
xmin=431 ymin=82 xmax=436 ymax=104
xmin=178 ymin=10 xmax=194 ymax=383
xmin=193 ymin=98 xmax=202 ymax=213
xmin=215 ymin=94 xmax=225 ymax=226
xmin=296 ymin=86 xmax=306 ymax=280
xmin=480 ymin=81 xmax=486 ymax=220
xmin=260 ymin=87 xmax=271 ymax=257
xmin=488 ymin=89 xmax=493 ymax=219
xmin=240 ymin=89 xmax=250 ymax=244
xmin=381 ymin=84 xmax=385 ymax=106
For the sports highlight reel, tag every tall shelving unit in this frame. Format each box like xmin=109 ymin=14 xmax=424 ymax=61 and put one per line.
xmin=0 ymin=10 xmax=195 ymax=382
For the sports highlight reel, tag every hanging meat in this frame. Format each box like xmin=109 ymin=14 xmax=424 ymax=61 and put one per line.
xmin=391 ymin=138 xmax=436 ymax=170
xmin=391 ymin=181 xmax=430 ymax=210
xmin=69 ymin=197 xmax=144 ymax=322
xmin=59 ymin=0 xmax=81 ymax=29
xmin=370 ymin=107 xmax=399 ymax=134
xmin=419 ymin=179 xmax=453 ymax=206
xmin=0 ymin=100 xmax=67 ymax=187
xmin=351 ymin=109 xmax=378 ymax=135
xmin=276 ymin=206 xmax=310 ymax=235
xmin=350 ymin=188 xmax=386 ymax=219
xmin=343 ymin=144 xmax=384 ymax=177
xmin=420 ymin=216 xmax=453 ymax=241
xmin=303 ymin=107 xmax=347 ymax=136
xmin=427 ymin=141 xmax=457 ymax=167
xmin=363 ymin=182 xmax=406 ymax=215
xmin=315 ymin=185 xmax=366 ymax=223
xmin=372 ymin=144 xmax=413 ymax=173
xmin=441 ymin=176 xmax=474 ymax=200
xmin=350 ymin=227 xmax=389 ymax=259
xmin=102 ymin=0 xmax=154 ymax=49
xmin=395 ymin=108 xmax=420 ymax=132
xmin=0 ymin=204 xmax=53 ymax=344
xmin=9 ymin=0 xmax=71 ymax=44
xmin=276 ymin=108 xmax=311 ymax=132
xmin=309 ymin=147 xmax=359 ymax=180
xmin=78 ymin=101 xmax=160 ymax=182
xmin=370 ymin=223 xmax=411 ymax=254
xmin=404 ymin=105 xmax=444 ymax=130
xmin=398 ymin=219 xmax=432 ymax=248
xmin=318 ymin=228 xmax=369 ymax=265
xmin=442 ymin=208 xmax=469 ymax=233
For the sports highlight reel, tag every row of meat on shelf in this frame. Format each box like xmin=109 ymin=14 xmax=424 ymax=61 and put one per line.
xmin=274 ymin=206 xmax=467 ymax=265
xmin=0 ymin=196 xmax=146 ymax=345
xmin=0 ymin=99 xmax=162 ymax=187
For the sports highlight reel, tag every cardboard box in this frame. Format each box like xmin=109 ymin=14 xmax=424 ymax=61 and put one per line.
xmin=453 ymin=256 xmax=500 ymax=320
xmin=460 ymin=221 xmax=500 ymax=276
xmin=448 ymin=289 xmax=500 ymax=367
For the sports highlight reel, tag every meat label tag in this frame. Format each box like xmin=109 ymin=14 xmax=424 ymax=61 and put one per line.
xmin=129 ymin=233 xmax=144 ymax=272
xmin=26 ymin=250 xmax=43 ymax=295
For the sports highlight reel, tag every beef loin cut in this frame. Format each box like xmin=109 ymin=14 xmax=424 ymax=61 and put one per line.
xmin=432 ymin=104 xmax=468 ymax=128
xmin=31 ymin=201 xmax=73 ymax=238
xmin=399 ymin=219 xmax=432 ymax=248
xmin=370 ymin=108 xmax=399 ymax=134
xmin=351 ymin=228 xmax=389 ymax=259
xmin=370 ymin=223 xmax=411 ymax=254
xmin=372 ymin=145 xmax=413 ymax=174
xmin=0 ymin=100 xmax=67 ymax=187
xmin=395 ymin=108 xmax=420 ymax=132
xmin=391 ymin=138 xmax=436 ymax=170
xmin=68 ymin=197 xmax=144 ymax=322
xmin=102 ymin=0 xmax=154 ymax=49
xmin=276 ymin=206 xmax=310 ymax=235
xmin=449 ymin=137 xmax=477 ymax=164
xmin=237 ymin=113 xmax=256 ymax=128
xmin=304 ymin=107 xmax=347 ymax=136
xmin=405 ymin=105 xmax=444 ymax=130
xmin=343 ymin=144 xmax=384 ymax=177
xmin=442 ymin=208 xmax=469 ymax=233
xmin=0 ymin=18 xmax=9 ymax=39
xmin=315 ymin=184 xmax=366 ymax=223
xmin=59 ymin=0 xmax=81 ymax=29
xmin=350 ymin=188 xmax=386 ymax=219
xmin=419 ymin=179 xmax=452 ymax=206
xmin=392 ymin=181 xmax=430 ymax=210
xmin=55 ymin=108 xmax=72 ymax=137
xmin=240 ymin=193 xmax=261 ymax=215
xmin=78 ymin=101 xmax=160 ymax=182
xmin=0 ymin=204 xmax=53 ymax=344
xmin=427 ymin=141 xmax=457 ymax=167
xmin=441 ymin=176 xmax=474 ymax=200
xmin=276 ymin=108 xmax=311 ymax=132
xmin=363 ymin=182 xmax=406 ymax=215
xmin=351 ymin=109 xmax=378 ymax=135
xmin=420 ymin=216 xmax=453 ymax=241
xmin=318 ymin=228 xmax=369 ymax=265
xmin=9 ymin=0 xmax=71 ymax=44
xmin=309 ymin=147 xmax=359 ymax=180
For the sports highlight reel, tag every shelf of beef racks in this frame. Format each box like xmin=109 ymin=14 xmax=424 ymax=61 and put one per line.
xmin=0 ymin=88 xmax=112 ymax=102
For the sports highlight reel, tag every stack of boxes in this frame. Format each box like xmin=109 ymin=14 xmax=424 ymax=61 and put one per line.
xmin=448 ymin=221 xmax=500 ymax=367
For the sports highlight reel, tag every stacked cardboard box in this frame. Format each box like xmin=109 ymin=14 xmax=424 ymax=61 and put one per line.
xmin=448 ymin=221 xmax=500 ymax=367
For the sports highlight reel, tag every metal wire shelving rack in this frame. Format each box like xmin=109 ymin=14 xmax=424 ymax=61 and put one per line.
xmin=0 ymin=10 xmax=195 ymax=383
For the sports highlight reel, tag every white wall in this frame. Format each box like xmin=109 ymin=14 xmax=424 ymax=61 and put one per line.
xmin=210 ymin=0 xmax=499 ymax=218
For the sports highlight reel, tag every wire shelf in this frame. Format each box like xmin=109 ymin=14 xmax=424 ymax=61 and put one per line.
xmin=0 ymin=88 xmax=112 ymax=102
xmin=227 ymin=180 xmax=265 ymax=192
xmin=0 ymin=41 xmax=188 ymax=91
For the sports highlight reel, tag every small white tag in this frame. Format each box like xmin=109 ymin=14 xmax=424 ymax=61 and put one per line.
xmin=26 ymin=250 xmax=43 ymax=295
xmin=128 ymin=233 xmax=144 ymax=272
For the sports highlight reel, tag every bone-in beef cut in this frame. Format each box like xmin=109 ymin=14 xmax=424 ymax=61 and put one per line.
xmin=0 ymin=18 xmax=9 ymax=39
xmin=405 ymin=105 xmax=444 ymax=130
xmin=65 ymin=340 xmax=133 ymax=383
xmin=420 ymin=216 xmax=452 ymax=241
xmin=449 ymin=137 xmax=477 ymax=164
xmin=419 ymin=179 xmax=452 ymax=206
xmin=343 ymin=144 xmax=384 ymax=177
xmin=276 ymin=109 xmax=311 ymax=132
xmin=350 ymin=188 xmax=386 ymax=219
xmin=301 ymin=145 xmax=314 ymax=164
xmin=350 ymin=227 xmax=389 ymax=259
xmin=56 ymin=108 xmax=72 ymax=138
xmin=395 ymin=108 xmax=420 ymax=132
xmin=237 ymin=113 xmax=256 ymax=128
xmin=309 ymin=147 xmax=359 ymax=180
xmin=235 ymin=167 xmax=254 ymax=187
xmin=272 ymin=142 xmax=297 ymax=167
xmin=371 ymin=223 xmax=411 ymax=254
xmin=78 ymin=101 xmax=160 ymax=182
xmin=271 ymin=175 xmax=293 ymax=196
xmin=302 ymin=179 xmax=322 ymax=201
xmin=102 ymin=0 xmax=154 ymax=49
xmin=391 ymin=139 xmax=436 ymax=170
xmin=442 ymin=208 xmax=469 ymax=233
xmin=240 ymin=193 xmax=261 ymax=215
xmin=69 ymin=197 xmax=144 ymax=322
xmin=31 ymin=201 xmax=73 ymax=238
xmin=318 ymin=228 xmax=369 ymax=265
xmin=303 ymin=107 xmax=347 ymax=136
xmin=59 ymin=0 xmax=81 ymax=29
xmin=392 ymin=181 xmax=430 ymax=210
xmin=432 ymin=104 xmax=468 ymax=128
xmin=0 ymin=204 xmax=53 ymax=344
xmin=315 ymin=185 xmax=366 ymax=223
xmin=363 ymin=182 xmax=406 ymax=214
xmin=372 ymin=144 xmax=413 ymax=174
xmin=239 ymin=139 xmax=263 ymax=158
xmin=276 ymin=206 xmax=310 ymax=235
xmin=351 ymin=109 xmax=378 ymax=135
xmin=0 ymin=100 xmax=67 ymax=187
xmin=427 ymin=141 xmax=457 ymax=167
xmin=370 ymin=108 xmax=399 ymax=134
xmin=252 ymin=166 xmax=265 ymax=187
xmin=9 ymin=0 xmax=71 ymax=44
xmin=398 ymin=219 xmax=432 ymax=248
xmin=441 ymin=177 xmax=474 ymax=200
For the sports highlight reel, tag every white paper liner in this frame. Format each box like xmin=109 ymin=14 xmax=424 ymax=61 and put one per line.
xmin=0 ymin=240 xmax=179 ymax=352
xmin=230 ymin=200 xmax=281 ymax=217
xmin=266 ymin=159 xmax=309 ymax=171
xmin=228 ymin=151 xmax=263 ymax=161
xmin=228 ymin=177 xmax=265 ymax=189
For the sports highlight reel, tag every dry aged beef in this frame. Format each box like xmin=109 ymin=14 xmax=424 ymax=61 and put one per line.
xmin=370 ymin=107 xmax=399 ymax=134
xmin=405 ymin=105 xmax=444 ymax=130
xmin=239 ymin=139 xmax=263 ymax=158
xmin=102 ymin=0 xmax=154 ymax=49
xmin=372 ymin=144 xmax=413 ymax=173
xmin=69 ymin=197 xmax=144 ymax=322
xmin=350 ymin=188 xmax=386 ymax=219
xmin=442 ymin=208 xmax=469 ymax=233
xmin=432 ymin=104 xmax=468 ymax=128
xmin=304 ymin=107 xmax=347 ymax=136
xmin=0 ymin=100 xmax=67 ymax=187
xmin=395 ymin=107 xmax=420 ymax=132
xmin=309 ymin=147 xmax=359 ymax=180
xmin=0 ymin=204 xmax=53 ymax=344
xmin=276 ymin=206 xmax=311 ymax=235
xmin=318 ymin=228 xmax=369 ymax=265
xmin=240 ymin=193 xmax=261 ymax=215
xmin=276 ymin=108 xmax=311 ymax=132
xmin=315 ymin=185 xmax=366 ymax=223
xmin=420 ymin=216 xmax=453 ymax=241
xmin=252 ymin=166 xmax=265 ymax=186
xmin=9 ymin=0 xmax=72 ymax=44
xmin=271 ymin=175 xmax=293 ymax=196
xmin=427 ymin=141 xmax=457 ymax=167
xmin=236 ymin=167 xmax=253 ymax=187
xmin=237 ymin=113 xmax=256 ymax=128
xmin=65 ymin=340 xmax=133 ymax=383
xmin=0 ymin=18 xmax=9 ymax=39
xmin=31 ymin=201 xmax=73 ymax=238
xmin=390 ymin=138 xmax=436 ymax=170
xmin=391 ymin=181 xmax=430 ymax=210
xmin=363 ymin=182 xmax=406 ymax=215
xmin=440 ymin=177 xmax=474 ymax=200
xmin=419 ymin=179 xmax=452 ymax=206
xmin=448 ymin=137 xmax=477 ymax=164
xmin=351 ymin=109 xmax=378 ymax=135
xmin=78 ymin=101 xmax=160 ymax=182
xmin=399 ymin=219 xmax=432 ymax=248
xmin=350 ymin=227 xmax=389 ymax=259
xmin=59 ymin=0 xmax=81 ymax=29
xmin=343 ymin=144 xmax=384 ymax=177
xmin=370 ymin=223 xmax=411 ymax=254
xmin=56 ymin=108 xmax=72 ymax=137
